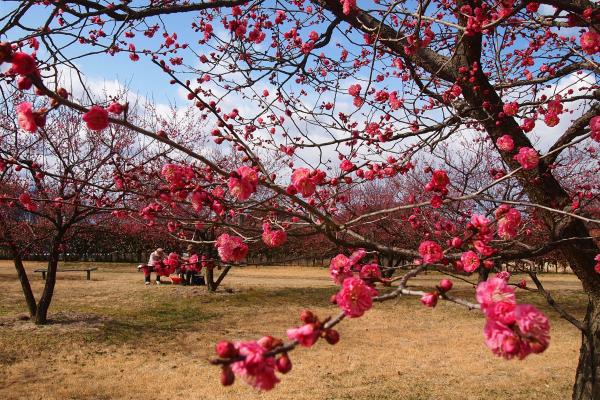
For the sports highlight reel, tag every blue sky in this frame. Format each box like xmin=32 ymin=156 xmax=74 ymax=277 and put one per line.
xmin=0 ymin=1 xmax=595 ymax=159
xmin=0 ymin=1 xmax=190 ymax=105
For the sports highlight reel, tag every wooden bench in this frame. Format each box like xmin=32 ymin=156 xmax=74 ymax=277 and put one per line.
xmin=34 ymin=268 xmax=97 ymax=281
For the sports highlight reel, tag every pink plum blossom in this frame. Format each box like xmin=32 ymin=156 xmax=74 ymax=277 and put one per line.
xmin=476 ymin=277 xmax=516 ymax=317
xmin=425 ymin=170 xmax=449 ymax=193
xmin=503 ymin=102 xmax=519 ymax=116
xmin=496 ymin=205 xmax=521 ymax=239
xmin=418 ymin=240 xmax=444 ymax=264
xmin=11 ymin=52 xmax=36 ymax=75
xmin=420 ymin=292 xmax=438 ymax=307
xmin=262 ymin=222 xmax=287 ymax=248
xmin=581 ymin=30 xmax=600 ymax=55
xmin=514 ymin=304 xmax=550 ymax=355
xmin=215 ymin=234 xmax=249 ymax=262
xmin=335 ymin=277 xmax=377 ymax=318
xmin=107 ymin=102 xmax=124 ymax=114
xmin=161 ymin=163 xmax=194 ymax=188
xmin=286 ymin=323 xmax=321 ymax=347
xmin=484 ymin=319 xmax=523 ymax=359
xmin=228 ymin=166 xmax=258 ymax=201
xmin=461 ymin=251 xmax=480 ymax=273
xmin=513 ymin=147 xmax=539 ymax=170
xmin=82 ymin=105 xmax=109 ymax=131
xmin=496 ymin=271 xmax=511 ymax=281
xmin=230 ymin=341 xmax=279 ymax=391
xmin=340 ymin=0 xmax=356 ymax=15
xmin=16 ymin=102 xmax=38 ymax=133
xmin=291 ymin=168 xmax=316 ymax=197
xmin=329 ymin=254 xmax=353 ymax=284
xmin=496 ymin=135 xmax=514 ymax=151
xmin=359 ymin=263 xmax=382 ymax=282
xmin=590 ymin=116 xmax=600 ymax=142
xmin=348 ymin=83 xmax=361 ymax=97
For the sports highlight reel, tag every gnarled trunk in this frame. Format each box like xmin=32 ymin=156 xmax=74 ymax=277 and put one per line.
xmin=573 ymin=296 xmax=600 ymax=400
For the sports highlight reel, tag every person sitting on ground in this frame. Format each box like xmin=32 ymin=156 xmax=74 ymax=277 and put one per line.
xmin=141 ymin=248 xmax=165 ymax=285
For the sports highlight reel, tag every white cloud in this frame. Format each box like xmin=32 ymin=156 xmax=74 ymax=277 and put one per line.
xmin=530 ymin=72 xmax=596 ymax=152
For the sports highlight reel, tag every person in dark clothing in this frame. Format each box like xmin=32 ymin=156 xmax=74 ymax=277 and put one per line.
xmin=181 ymin=244 xmax=199 ymax=285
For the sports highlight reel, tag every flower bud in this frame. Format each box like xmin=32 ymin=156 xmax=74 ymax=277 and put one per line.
xmin=257 ymin=335 xmax=281 ymax=350
xmin=324 ymin=329 xmax=340 ymax=345
xmin=276 ymin=353 xmax=292 ymax=374
xmin=300 ymin=310 xmax=317 ymax=324
xmin=420 ymin=292 xmax=438 ymax=308
xmin=215 ymin=341 xmax=237 ymax=358
xmin=450 ymin=237 xmax=462 ymax=248
xmin=438 ymin=279 xmax=453 ymax=292
xmin=57 ymin=87 xmax=69 ymax=98
xmin=0 ymin=42 xmax=13 ymax=64
xmin=329 ymin=294 xmax=337 ymax=304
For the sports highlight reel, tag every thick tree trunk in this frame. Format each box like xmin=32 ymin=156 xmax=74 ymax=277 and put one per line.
xmin=35 ymin=235 xmax=62 ymax=325
xmin=449 ymin=28 xmax=600 ymax=398
xmin=315 ymin=3 xmax=600 ymax=395
xmin=573 ymin=296 xmax=600 ymax=400
xmin=12 ymin=251 xmax=37 ymax=318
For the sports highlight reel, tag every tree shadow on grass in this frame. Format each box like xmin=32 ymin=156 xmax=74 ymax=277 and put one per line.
xmin=94 ymin=287 xmax=337 ymax=344
xmin=86 ymin=301 xmax=219 ymax=344
xmin=225 ymin=286 xmax=336 ymax=307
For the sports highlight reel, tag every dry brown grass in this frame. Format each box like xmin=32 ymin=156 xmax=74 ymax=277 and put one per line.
xmin=0 ymin=260 xmax=586 ymax=399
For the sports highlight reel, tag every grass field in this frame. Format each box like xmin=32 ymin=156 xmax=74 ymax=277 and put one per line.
xmin=0 ymin=260 xmax=587 ymax=399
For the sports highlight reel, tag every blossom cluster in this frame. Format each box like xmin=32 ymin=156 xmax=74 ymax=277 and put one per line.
xmin=420 ymin=278 xmax=453 ymax=308
xmin=477 ymin=276 xmax=550 ymax=359
xmin=418 ymin=207 xmax=522 ymax=273
xmin=288 ymin=168 xmax=326 ymax=198
xmin=228 ymin=166 xmax=258 ymax=201
xmin=161 ymin=163 xmax=195 ymax=189
xmin=5 ymin=49 xmax=120 ymax=134
xmin=215 ymin=310 xmax=339 ymax=391
xmin=215 ymin=233 xmax=249 ymax=262
xmin=18 ymin=193 xmax=38 ymax=212
xmin=262 ymin=222 xmax=287 ymax=248
xmin=424 ymin=169 xmax=450 ymax=208
xmin=328 ymin=250 xmax=384 ymax=318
